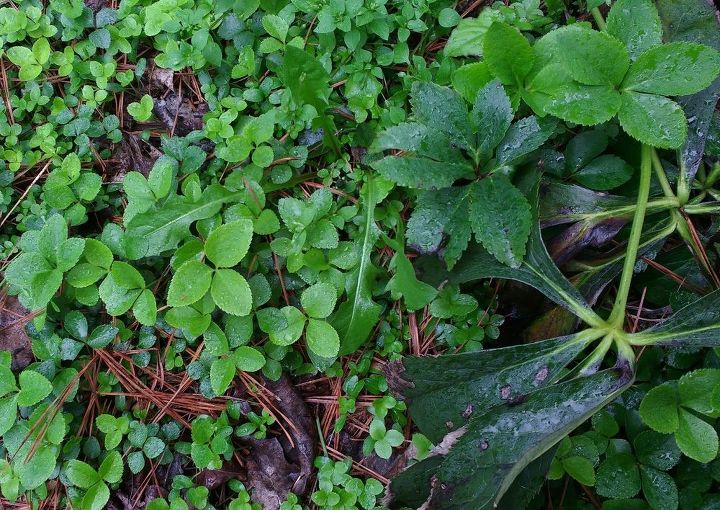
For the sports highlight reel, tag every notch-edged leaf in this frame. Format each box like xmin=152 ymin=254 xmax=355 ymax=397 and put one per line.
xmin=472 ymin=80 xmax=513 ymax=160
xmin=444 ymin=9 xmax=502 ymax=57
xmin=483 ymin=22 xmax=534 ymax=86
xmin=550 ymin=25 xmax=630 ymax=86
xmin=204 ymin=219 xmax=254 ymax=268
xmin=167 ymin=260 xmax=212 ymax=307
xmin=544 ymin=83 xmax=622 ymax=126
xmin=371 ymin=156 xmax=472 ymax=190
xmin=675 ymin=409 xmax=718 ymax=463
xmin=469 ymin=175 xmax=532 ymax=268
xmin=618 ymin=91 xmax=687 ymax=149
xmin=623 ymin=42 xmax=720 ymax=96
xmin=656 ymin=0 xmax=720 ymax=184
xmin=495 ymin=115 xmax=557 ymax=166
xmin=607 ymin=0 xmax=662 ymax=60
xmin=388 ymin=364 xmax=634 ymax=510
xmin=410 ymin=82 xmax=472 ymax=150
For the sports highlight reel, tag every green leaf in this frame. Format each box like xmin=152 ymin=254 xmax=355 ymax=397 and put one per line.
xmin=656 ymin=0 xmax=720 ymax=184
xmin=0 ymin=367 xmax=17 ymax=397
xmin=574 ymin=155 xmax=633 ymax=190
xmin=232 ymin=346 xmax=265 ymax=372
xmin=125 ymin=184 xmax=237 ymax=259
xmin=262 ymin=14 xmax=288 ymax=42
xmin=639 ymin=383 xmax=679 ymax=434
xmin=167 ymin=260 xmax=213 ymax=307
xmin=333 ymin=179 xmax=382 ymax=355
xmin=203 ymin=322 xmax=229 ymax=356
xmin=472 ymin=80 xmax=513 ymax=160
xmin=550 ymin=25 xmax=630 ymax=86
xmin=306 ymin=319 xmax=340 ymax=359
xmin=444 ymin=9 xmax=503 ymax=57
xmin=30 ymin=269 xmax=63 ymax=308
xmin=596 ymin=454 xmax=641 ymax=499
xmin=210 ymin=357 xmax=236 ymax=395
xmin=483 ymin=23 xmax=534 ymax=85
xmin=544 ymin=83 xmax=623 ymax=126
xmin=389 ymin=365 xmax=633 ymax=509
xmin=204 ymin=220 xmax=254 ymax=268
xmin=268 ymin=306 xmax=306 ymax=346
xmin=618 ymin=91 xmax=687 ymax=149
xmin=82 ymin=481 xmax=110 ymax=510
xmin=675 ymin=409 xmax=718 ymax=462
xmin=371 ymin=156 xmax=472 ymax=190
xmin=110 ymin=261 xmax=145 ymax=289
xmin=386 ymin=252 xmax=437 ymax=311
xmin=623 ymin=42 xmax=720 ymax=96
xmin=495 ymin=116 xmax=557 ymax=166
xmin=606 ymin=0 xmax=662 ymax=60
xmin=98 ymin=451 xmax=123 ymax=483
xmin=86 ymin=324 xmax=118 ymax=348
xmin=470 ymin=175 xmax=532 ymax=268
xmin=634 ymin=430 xmax=681 ymax=471
xmin=452 ymin=62 xmax=493 ymax=103
xmin=17 ymin=370 xmax=53 ymax=407
xmin=678 ymin=369 xmax=720 ymax=415
xmin=0 ymin=395 xmax=18 ymax=436
xmin=133 ymin=289 xmax=157 ymax=326
xmin=410 ymin=82 xmax=472 ymax=149
xmin=211 ymin=269 xmax=252 ymax=316
xmin=562 ymin=456 xmax=595 ymax=486
xmin=278 ymin=46 xmax=330 ymax=112
xmin=66 ymin=460 xmax=100 ymax=489
xmin=390 ymin=331 xmax=595 ymax=442
xmin=640 ymin=466 xmax=678 ymax=510
xmin=301 ymin=282 xmax=337 ymax=319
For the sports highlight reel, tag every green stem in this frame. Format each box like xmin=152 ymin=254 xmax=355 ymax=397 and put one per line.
xmin=591 ymin=7 xmax=607 ymax=31
xmin=650 ymin=148 xmax=676 ymax=200
xmin=609 ymin=144 xmax=652 ymax=329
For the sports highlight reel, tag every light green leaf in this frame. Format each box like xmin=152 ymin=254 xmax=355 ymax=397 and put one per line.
xmin=133 ymin=289 xmax=157 ymax=326
xmin=66 ymin=460 xmax=100 ymax=489
xmin=306 ymin=319 xmax=340 ymax=358
xmin=444 ymin=9 xmax=503 ymax=57
xmin=301 ymin=282 xmax=337 ymax=319
xmin=268 ymin=306 xmax=306 ymax=346
xmin=232 ymin=346 xmax=266 ymax=372
xmin=17 ymin=370 xmax=53 ymax=407
xmin=167 ymin=260 xmax=213 ymax=307
xmin=607 ymin=0 xmax=662 ymax=60
xmin=210 ymin=357 xmax=236 ymax=395
xmin=452 ymin=62 xmax=493 ymax=103
xmin=544 ymin=83 xmax=623 ymax=126
xmin=204 ymin=220 xmax=254 ymax=268
xmin=211 ymin=269 xmax=252 ymax=316
xmin=386 ymin=252 xmax=437 ymax=311
xmin=639 ymin=383 xmax=679 ymax=434
xmin=623 ymin=42 xmax=720 ymax=96
xmin=483 ymin=22 xmax=534 ymax=85
xmin=618 ymin=91 xmax=687 ymax=148
xmin=675 ymin=409 xmax=718 ymax=463
xmin=551 ymin=25 xmax=630 ymax=86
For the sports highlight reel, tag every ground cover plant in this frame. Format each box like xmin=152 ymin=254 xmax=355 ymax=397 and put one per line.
xmin=1 ymin=0 xmax=720 ymax=508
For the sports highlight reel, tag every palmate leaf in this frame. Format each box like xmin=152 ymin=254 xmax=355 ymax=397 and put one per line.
xmin=387 ymin=361 xmax=634 ymax=509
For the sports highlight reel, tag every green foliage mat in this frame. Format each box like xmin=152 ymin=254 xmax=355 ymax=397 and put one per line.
xmin=1 ymin=0 xmax=720 ymax=509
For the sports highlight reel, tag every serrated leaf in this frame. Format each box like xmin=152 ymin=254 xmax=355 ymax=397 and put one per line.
xmin=483 ymin=23 xmax=534 ymax=86
xmin=639 ymin=383 xmax=679 ymax=434
xmin=306 ymin=319 xmax=340 ymax=358
xmin=410 ymin=82 xmax=472 ymax=150
xmin=167 ymin=260 xmax=213 ymax=307
xmin=675 ymin=409 xmax=718 ymax=462
xmin=444 ymin=10 xmax=502 ymax=57
xmin=623 ymin=42 xmax=720 ymax=96
xmin=495 ymin=115 xmax=557 ymax=166
xmin=607 ymin=0 xmax=662 ymax=60
xmin=210 ymin=269 xmax=252 ymax=316
xmin=469 ymin=175 xmax=532 ymax=268
xmin=472 ymin=80 xmax=513 ymax=160
xmin=371 ymin=156 xmax=472 ymax=190
xmin=544 ymin=82 xmax=622 ymax=126
xmin=210 ymin=357 xmax=235 ymax=395
xmin=204 ymin=220 xmax=254 ymax=268
xmin=550 ymin=25 xmax=630 ymax=86
xmin=618 ymin=91 xmax=687 ymax=149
